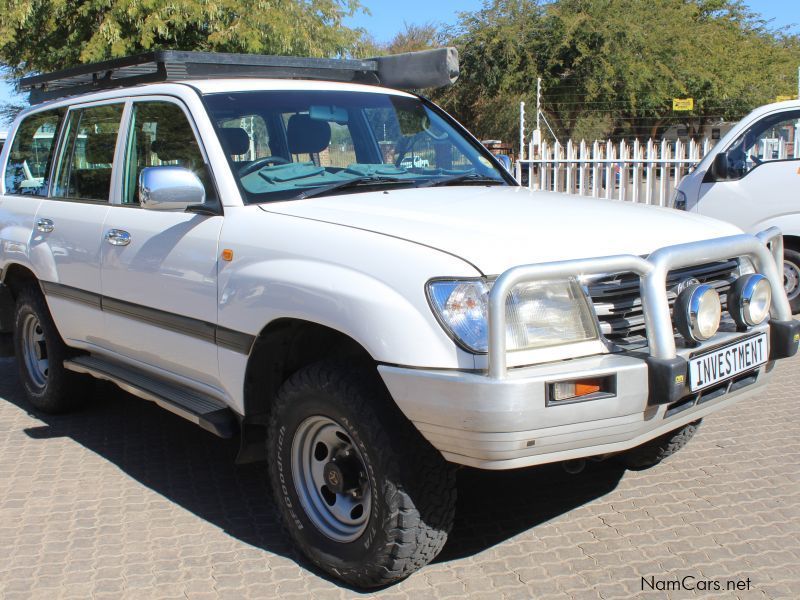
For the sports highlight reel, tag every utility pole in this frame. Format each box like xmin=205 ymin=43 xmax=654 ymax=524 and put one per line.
xmin=518 ymin=101 xmax=525 ymax=182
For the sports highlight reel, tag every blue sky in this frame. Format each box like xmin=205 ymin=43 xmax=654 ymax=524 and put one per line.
xmin=2 ymin=0 xmax=798 ymax=127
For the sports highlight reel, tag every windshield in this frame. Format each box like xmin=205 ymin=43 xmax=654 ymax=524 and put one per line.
xmin=203 ymin=90 xmax=509 ymax=203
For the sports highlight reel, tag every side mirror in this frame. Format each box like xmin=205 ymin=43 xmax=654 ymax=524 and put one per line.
xmin=139 ymin=166 xmax=206 ymax=210
xmin=496 ymin=154 xmax=512 ymax=172
xmin=709 ymin=152 xmax=729 ymax=181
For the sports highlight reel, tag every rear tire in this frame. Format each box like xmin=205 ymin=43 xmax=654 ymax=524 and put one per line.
xmin=13 ymin=285 xmax=92 ymax=413
xmin=783 ymin=248 xmax=800 ymax=314
xmin=267 ymin=360 xmax=456 ymax=588
xmin=617 ymin=420 xmax=701 ymax=470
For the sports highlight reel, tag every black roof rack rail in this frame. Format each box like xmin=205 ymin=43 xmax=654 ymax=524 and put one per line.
xmin=20 ymin=48 xmax=459 ymax=105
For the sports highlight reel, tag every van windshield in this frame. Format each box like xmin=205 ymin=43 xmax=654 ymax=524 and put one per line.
xmin=203 ymin=90 xmax=508 ymax=203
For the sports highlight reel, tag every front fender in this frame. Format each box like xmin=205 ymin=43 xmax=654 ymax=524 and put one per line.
xmin=217 ymin=209 xmax=480 ymax=370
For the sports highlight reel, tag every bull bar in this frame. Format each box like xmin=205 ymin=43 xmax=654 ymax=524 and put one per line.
xmin=487 ymin=227 xmax=792 ymax=380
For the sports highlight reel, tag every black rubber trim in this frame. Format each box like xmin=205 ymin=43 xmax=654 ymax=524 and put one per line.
xmin=769 ymin=319 xmax=800 ymax=360
xmin=216 ymin=326 xmax=256 ymax=354
xmin=42 ymin=281 xmax=256 ymax=354
xmin=103 ymin=296 xmax=216 ymax=343
xmin=646 ymin=356 xmax=688 ymax=406
xmin=41 ymin=280 xmax=102 ymax=308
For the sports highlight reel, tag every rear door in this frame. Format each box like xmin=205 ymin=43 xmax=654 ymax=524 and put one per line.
xmin=30 ymin=101 xmax=125 ymax=345
xmin=98 ymin=98 xmax=224 ymax=389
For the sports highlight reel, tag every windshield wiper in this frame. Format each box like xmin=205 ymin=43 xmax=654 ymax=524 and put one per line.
xmin=296 ymin=176 xmax=416 ymax=199
xmin=419 ymin=173 xmax=505 ymax=188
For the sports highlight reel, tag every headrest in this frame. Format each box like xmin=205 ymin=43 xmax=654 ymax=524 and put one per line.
xmin=287 ymin=114 xmax=331 ymax=155
xmin=220 ymin=127 xmax=250 ymax=155
xmin=151 ymin=139 xmax=196 ymax=164
xmin=84 ymin=133 xmax=118 ymax=165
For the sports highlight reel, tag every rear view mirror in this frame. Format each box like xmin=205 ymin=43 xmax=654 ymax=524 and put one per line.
xmin=139 ymin=166 xmax=206 ymax=210
xmin=309 ymin=105 xmax=348 ymax=123
xmin=709 ymin=152 xmax=729 ymax=181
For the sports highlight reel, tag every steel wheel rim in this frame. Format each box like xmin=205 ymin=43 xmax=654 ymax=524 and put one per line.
xmin=784 ymin=260 xmax=800 ymax=300
xmin=291 ymin=415 xmax=371 ymax=543
xmin=21 ymin=313 xmax=48 ymax=389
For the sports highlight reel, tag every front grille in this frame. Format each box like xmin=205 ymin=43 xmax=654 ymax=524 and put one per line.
xmin=587 ymin=259 xmax=740 ymax=348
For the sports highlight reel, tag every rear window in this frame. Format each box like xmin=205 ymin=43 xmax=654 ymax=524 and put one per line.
xmin=4 ymin=109 xmax=63 ymax=196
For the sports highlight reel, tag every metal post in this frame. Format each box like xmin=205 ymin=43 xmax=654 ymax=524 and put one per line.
xmin=520 ymin=101 xmax=526 ymax=161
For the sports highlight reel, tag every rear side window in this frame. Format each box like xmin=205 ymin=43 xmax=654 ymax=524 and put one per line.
xmin=3 ymin=109 xmax=63 ymax=196
xmin=52 ymin=103 xmax=124 ymax=202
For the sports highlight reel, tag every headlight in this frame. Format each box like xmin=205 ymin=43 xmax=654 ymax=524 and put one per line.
xmin=674 ymin=283 xmax=721 ymax=343
xmin=728 ymin=274 xmax=771 ymax=328
xmin=426 ymin=278 xmax=598 ymax=353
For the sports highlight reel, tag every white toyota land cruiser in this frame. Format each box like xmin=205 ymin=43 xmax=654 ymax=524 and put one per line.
xmin=0 ymin=50 xmax=797 ymax=587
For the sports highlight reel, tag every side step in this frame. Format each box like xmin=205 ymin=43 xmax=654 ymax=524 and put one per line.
xmin=64 ymin=355 xmax=238 ymax=438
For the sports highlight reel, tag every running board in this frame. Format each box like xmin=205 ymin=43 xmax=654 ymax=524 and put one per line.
xmin=64 ymin=356 xmax=237 ymax=438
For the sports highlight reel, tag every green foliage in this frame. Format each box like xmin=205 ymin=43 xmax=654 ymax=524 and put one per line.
xmin=0 ymin=0 xmax=364 ymax=75
xmin=435 ymin=0 xmax=800 ymax=145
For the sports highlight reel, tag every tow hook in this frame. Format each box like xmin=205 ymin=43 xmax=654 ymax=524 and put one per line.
xmin=562 ymin=459 xmax=586 ymax=474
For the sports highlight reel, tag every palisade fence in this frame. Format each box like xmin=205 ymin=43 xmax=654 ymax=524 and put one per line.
xmin=515 ymin=138 xmax=714 ymax=207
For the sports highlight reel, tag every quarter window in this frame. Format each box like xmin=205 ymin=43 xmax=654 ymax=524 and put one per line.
xmin=4 ymin=109 xmax=63 ymax=196
xmin=52 ymin=104 xmax=124 ymax=202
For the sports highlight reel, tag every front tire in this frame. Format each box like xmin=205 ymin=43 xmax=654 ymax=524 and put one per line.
xmin=13 ymin=285 xmax=92 ymax=413
xmin=617 ymin=420 xmax=701 ymax=470
xmin=783 ymin=248 xmax=800 ymax=313
xmin=267 ymin=360 xmax=456 ymax=588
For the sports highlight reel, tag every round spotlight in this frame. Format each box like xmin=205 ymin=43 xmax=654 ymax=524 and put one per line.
xmin=674 ymin=283 xmax=721 ymax=343
xmin=728 ymin=274 xmax=771 ymax=328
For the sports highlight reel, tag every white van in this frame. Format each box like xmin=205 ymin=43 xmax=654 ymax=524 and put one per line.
xmin=674 ymin=100 xmax=800 ymax=310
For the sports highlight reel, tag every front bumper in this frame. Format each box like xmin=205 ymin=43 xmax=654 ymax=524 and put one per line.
xmin=379 ymin=336 xmax=774 ymax=469
xmin=382 ymin=227 xmax=797 ymax=470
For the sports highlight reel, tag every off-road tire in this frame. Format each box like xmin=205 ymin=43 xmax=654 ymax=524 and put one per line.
xmin=618 ymin=420 xmax=702 ymax=470
xmin=267 ymin=359 xmax=456 ymax=588
xmin=13 ymin=285 xmax=92 ymax=413
xmin=783 ymin=248 xmax=800 ymax=314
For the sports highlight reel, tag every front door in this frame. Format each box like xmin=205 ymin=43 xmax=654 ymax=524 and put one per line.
xmin=98 ymin=99 xmax=224 ymax=390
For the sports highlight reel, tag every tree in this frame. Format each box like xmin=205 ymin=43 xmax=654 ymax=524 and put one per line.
xmin=0 ymin=0 xmax=364 ymax=76
xmin=436 ymin=0 xmax=800 ymax=146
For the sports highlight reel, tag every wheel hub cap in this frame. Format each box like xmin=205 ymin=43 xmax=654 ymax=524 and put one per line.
xmin=291 ymin=416 xmax=371 ymax=542
xmin=21 ymin=313 xmax=49 ymax=389
xmin=784 ymin=260 xmax=800 ymax=300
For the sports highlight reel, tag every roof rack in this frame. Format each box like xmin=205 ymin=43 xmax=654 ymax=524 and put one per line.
xmin=20 ymin=48 xmax=459 ymax=104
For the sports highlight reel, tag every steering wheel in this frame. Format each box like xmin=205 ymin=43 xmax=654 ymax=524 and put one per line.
xmin=748 ymin=154 xmax=763 ymax=166
xmin=239 ymin=156 xmax=289 ymax=176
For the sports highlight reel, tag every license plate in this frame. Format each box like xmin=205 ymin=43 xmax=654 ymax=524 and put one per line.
xmin=688 ymin=333 xmax=768 ymax=392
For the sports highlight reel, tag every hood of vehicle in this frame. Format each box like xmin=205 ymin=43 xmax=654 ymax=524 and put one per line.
xmin=262 ymin=186 xmax=743 ymax=275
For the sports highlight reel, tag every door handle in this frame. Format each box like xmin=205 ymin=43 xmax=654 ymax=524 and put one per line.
xmin=105 ymin=229 xmax=131 ymax=246
xmin=36 ymin=218 xmax=54 ymax=233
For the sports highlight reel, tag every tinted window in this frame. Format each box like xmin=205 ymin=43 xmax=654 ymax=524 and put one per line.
xmin=52 ymin=104 xmax=124 ymax=202
xmin=122 ymin=101 xmax=212 ymax=205
xmin=4 ymin=109 xmax=63 ymax=196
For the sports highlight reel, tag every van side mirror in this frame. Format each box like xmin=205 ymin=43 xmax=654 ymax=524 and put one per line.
xmin=139 ymin=166 xmax=206 ymax=210
xmin=709 ymin=152 xmax=729 ymax=181
xmin=496 ymin=154 xmax=512 ymax=172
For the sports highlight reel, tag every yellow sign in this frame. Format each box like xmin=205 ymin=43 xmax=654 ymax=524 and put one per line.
xmin=672 ymin=98 xmax=694 ymax=111
xmin=776 ymin=95 xmax=797 ymax=103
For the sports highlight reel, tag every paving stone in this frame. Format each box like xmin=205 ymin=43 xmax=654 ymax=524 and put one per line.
xmin=0 ymin=352 xmax=798 ymax=597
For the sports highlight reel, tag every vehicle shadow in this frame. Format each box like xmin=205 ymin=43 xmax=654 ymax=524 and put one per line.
xmin=1 ymin=358 xmax=626 ymax=584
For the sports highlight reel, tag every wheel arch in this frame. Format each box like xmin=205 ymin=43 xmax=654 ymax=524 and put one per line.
xmin=236 ymin=317 xmax=378 ymax=464
xmin=0 ymin=263 xmax=41 ymax=333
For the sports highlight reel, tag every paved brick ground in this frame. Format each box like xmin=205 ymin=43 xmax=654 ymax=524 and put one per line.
xmin=0 ymin=353 xmax=798 ymax=600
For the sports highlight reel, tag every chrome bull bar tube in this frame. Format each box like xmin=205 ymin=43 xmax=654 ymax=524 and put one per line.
xmin=487 ymin=228 xmax=789 ymax=380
